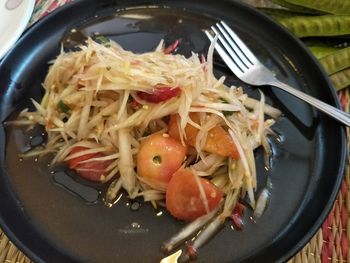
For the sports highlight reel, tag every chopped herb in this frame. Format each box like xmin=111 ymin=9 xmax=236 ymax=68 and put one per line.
xmin=57 ymin=100 xmax=70 ymax=114
xmin=219 ymin=97 xmax=233 ymax=116
xmin=219 ymin=97 xmax=229 ymax=104
xmin=162 ymin=115 xmax=170 ymax=123
xmin=223 ymin=111 xmax=233 ymax=117
xmin=95 ymin=35 xmax=110 ymax=45
xmin=142 ymin=130 xmax=151 ymax=137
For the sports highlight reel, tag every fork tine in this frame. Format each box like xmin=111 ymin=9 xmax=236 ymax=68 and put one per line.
xmin=215 ymin=23 xmax=252 ymax=68
xmin=220 ymin=21 xmax=258 ymax=64
xmin=211 ymin=26 xmax=248 ymax=72
xmin=205 ymin=30 xmax=244 ymax=74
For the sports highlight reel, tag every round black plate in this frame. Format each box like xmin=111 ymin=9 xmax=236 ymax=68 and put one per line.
xmin=0 ymin=1 xmax=346 ymax=262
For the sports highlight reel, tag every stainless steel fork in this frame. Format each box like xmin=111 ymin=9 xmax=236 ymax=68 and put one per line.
xmin=205 ymin=21 xmax=350 ymax=127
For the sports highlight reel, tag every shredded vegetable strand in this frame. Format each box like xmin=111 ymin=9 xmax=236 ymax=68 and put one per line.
xmin=117 ymin=103 xmax=137 ymax=198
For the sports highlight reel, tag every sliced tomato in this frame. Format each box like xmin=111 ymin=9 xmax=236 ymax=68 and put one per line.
xmin=168 ymin=113 xmax=239 ymax=159
xmin=168 ymin=114 xmax=197 ymax=145
xmin=68 ymin=147 xmax=97 ymax=169
xmin=137 ymin=134 xmax=186 ymax=190
xmin=166 ymin=168 xmax=223 ymax=221
xmin=67 ymin=147 xmax=112 ymax=182
xmin=137 ymin=86 xmax=181 ymax=103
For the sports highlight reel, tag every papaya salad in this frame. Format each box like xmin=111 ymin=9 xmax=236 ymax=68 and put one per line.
xmin=14 ymin=36 xmax=281 ymax=259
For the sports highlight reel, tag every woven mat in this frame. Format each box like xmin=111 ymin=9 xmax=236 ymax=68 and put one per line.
xmin=0 ymin=0 xmax=349 ymax=262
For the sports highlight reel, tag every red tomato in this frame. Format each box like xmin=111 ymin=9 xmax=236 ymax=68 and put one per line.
xmin=168 ymin=114 xmax=240 ymax=159
xmin=166 ymin=168 xmax=223 ymax=221
xmin=68 ymin=147 xmax=96 ymax=169
xmin=137 ymin=86 xmax=181 ymax=103
xmin=137 ymin=134 xmax=187 ymax=190
xmin=67 ymin=147 xmax=112 ymax=182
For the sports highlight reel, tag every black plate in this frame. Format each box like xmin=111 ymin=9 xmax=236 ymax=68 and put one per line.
xmin=0 ymin=0 xmax=346 ymax=262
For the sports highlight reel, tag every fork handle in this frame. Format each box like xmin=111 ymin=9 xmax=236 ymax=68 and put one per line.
xmin=270 ymin=79 xmax=350 ymax=127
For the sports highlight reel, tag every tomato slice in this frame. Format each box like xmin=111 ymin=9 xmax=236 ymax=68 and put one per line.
xmin=137 ymin=86 xmax=181 ymax=103
xmin=168 ymin=113 xmax=239 ymax=159
xmin=68 ymin=147 xmax=96 ymax=169
xmin=137 ymin=134 xmax=187 ymax=190
xmin=67 ymin=147 xmax=112 ymax=182
xmin=166 ymin=168 xmax=223 ymax=221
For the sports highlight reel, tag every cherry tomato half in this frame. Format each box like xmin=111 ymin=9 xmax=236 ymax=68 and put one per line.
xmin=67 ymin=147 xmax=112 ymax=182
xmin=166 ymin=168 xmax=223 ymax=221
xmin=137 ymin=134 xmax=187 ymax=190
xmin=168 ymin=113 xmax=239 ymax=159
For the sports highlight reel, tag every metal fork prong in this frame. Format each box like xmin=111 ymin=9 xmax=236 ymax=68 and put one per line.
xmin=215 ymin=23 xmax=252 ymax=68
xmin=220 ymin=21 xmax=258 ymax=64
xmin=211 ymin=26 xmax=247 ymax=73
xmin=206 ymin=22 xmax=350 ymax=127
xmin=205 ymin=30 xmax=244 ymax=75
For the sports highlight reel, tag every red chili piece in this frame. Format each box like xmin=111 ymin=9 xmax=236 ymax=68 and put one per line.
xmin=231 ymin=202 xmax=245 ymax=231
xmin=130 ymin=98 xmax=141 ymax=110
xmin=164 ymin=39 xmax=181 ymax=54
xmin=200 ymin=54 xmax=206 ymax=64
xmin=186 ymin=244 xmax=198 ymax=260
xmin=137 ymin=86 xmax=181 ymax=103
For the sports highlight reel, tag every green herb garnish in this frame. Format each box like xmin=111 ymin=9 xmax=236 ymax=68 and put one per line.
xmin=95 ymin=35 xmax=111 ymax=47
xmin=57 ymin=100 xmax=70 ymax=114
xmin=219 ymin=97 xmax=233 ymax=116
xmin=219 ymin=97 xmax=229 ymax=103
